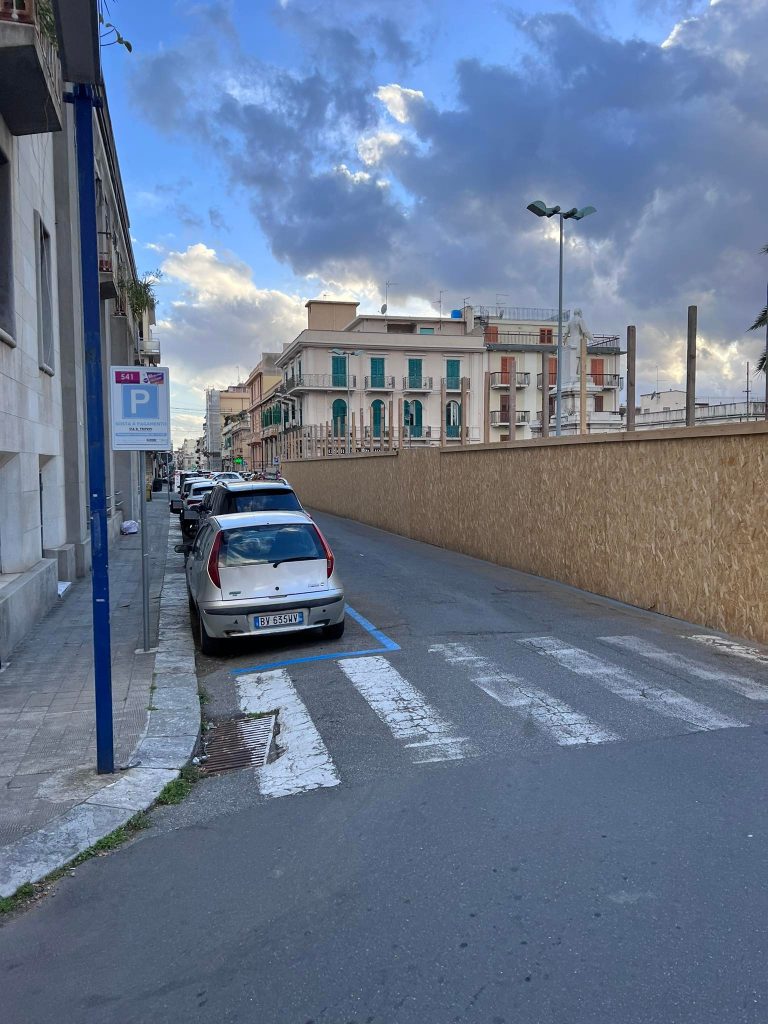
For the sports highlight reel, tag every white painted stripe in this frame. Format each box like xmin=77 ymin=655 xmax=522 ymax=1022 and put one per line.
xmin=237 ymin=669 xmax=340 ymax=797
xmin=519 ymin=636 xmax=744 ymax=732
xmin=599 ymin=636 xmax=768 ymax=701
xmin=429 ymin=643 xmax=620 ymax=746
xmin=338 ymin=656 xmax=470 ymax=763
xmin=688 ymin=635 xmax=768 ymax=667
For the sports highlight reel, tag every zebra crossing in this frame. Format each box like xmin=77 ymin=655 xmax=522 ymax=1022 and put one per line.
xmin=235 ymin=632 xmax=768 ymax=800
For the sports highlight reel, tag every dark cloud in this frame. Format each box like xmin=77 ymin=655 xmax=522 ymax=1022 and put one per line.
xmin=208 ymin=206 xmax=229 ymax=231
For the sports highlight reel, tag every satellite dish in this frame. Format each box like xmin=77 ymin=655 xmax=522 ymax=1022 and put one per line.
xmin=380 ymin=303 xmax=387 ymax=315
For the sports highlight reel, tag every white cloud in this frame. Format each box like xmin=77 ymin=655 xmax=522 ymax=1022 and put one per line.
xmin=357 ymin=130 xmax=402 ymax=165
xmin=375 ymin=84 xmax=424 ymax=123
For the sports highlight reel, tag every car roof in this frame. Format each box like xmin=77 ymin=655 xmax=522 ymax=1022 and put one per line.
xmin=212 ymin=510 xmax=312 ymax=530
xmin=215 ymin=480 xmax=293 ymax=492
xmin=190 ymin=480 xmax=215 ymax=490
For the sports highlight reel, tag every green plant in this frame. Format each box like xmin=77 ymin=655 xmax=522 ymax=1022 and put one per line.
xmin=99 ymin=2 xmax=132 ymax=53
xmin=748 ymin=244 xmax=767 ymax=374
xmin=36 ymin=0 xmax=57 ymax=46
xmin=156 ymin=765 xmax=201 ymax=806
xmin=126 ymin=269 xmax=162 ymax=322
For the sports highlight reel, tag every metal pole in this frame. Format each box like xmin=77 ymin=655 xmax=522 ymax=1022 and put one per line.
xmin=139 ymin=452 xmax=150 ymax=652
xmin=686 ymin=305 xmax=697 ymax=427
xmin=765 ymin=282 xmax=768 ymax=421
xmin=556 ymin=214 xmax=564 ymax=436
xmin=72 ymin=84 xmax=113 ymax=774
xmin=626 ymin=326 xmax=636 ymax=432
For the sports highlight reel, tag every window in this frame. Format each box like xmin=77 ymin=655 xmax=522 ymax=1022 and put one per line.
xmin=35 ymin=212 xmax=54 ymax=374
xmin=371 ymin=399 xmax=385 ymax=437
xmin=594 ymin=395 xmax=604 ymax=413
xmin=419 ymin=327 xmax=435 ymax=335
xmin=232 ymin=491 xmax=302 ymax=513
xmin=331 ymin=354 xmax=347 ymax=388
xmin=404 ymin=398 xmax=423 ymax=437
xmin=332 ymin=398 xmax=347 ymax=436
xmin=387 ymin=322 xmax=416 ymax=333
xmin=0 ymin=149 xmax=13 ymax=345
xmin=539 ymin=328 xmax=553 ymax=345
xmin=407 ymin=358 xmax=423 ymax=388
xmin=218 ymin=523 xmax=324 ymax=568
xmin=446 ymin=400 xmax=461 ymax=438
xmin=445 ymin=358 xmax=460 ymax=390
xmin=370 ymin=357 xmax=385 ymax=388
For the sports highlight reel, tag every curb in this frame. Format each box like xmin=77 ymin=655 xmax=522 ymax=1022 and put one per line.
xmin=0 ymin=527 xmax=200 ymax=898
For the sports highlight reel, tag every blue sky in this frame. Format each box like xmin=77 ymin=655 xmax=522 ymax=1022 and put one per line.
xmin=99 ymin=0 xmax=768 ymax=442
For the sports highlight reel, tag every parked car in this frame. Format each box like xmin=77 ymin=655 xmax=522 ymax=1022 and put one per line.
xmin=171 ymin=474 xmax=205 ymax=515
xmin=212 ymin=471 xmax=243 ymax=482
xmin=198 ymin=480 xmax=305 ymax=524
xmin=181 ymin=511 xmax=345 ymax=655
xmin=181 ymin=480 xmax=216 ymax=538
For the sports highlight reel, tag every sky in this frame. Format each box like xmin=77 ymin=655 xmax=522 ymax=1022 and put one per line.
xmin=99 ymin=0 xmax=768 ymax=445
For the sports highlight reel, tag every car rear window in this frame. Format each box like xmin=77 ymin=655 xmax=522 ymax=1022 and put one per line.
xmin=218 ymin=524 xmax=323 ymax=567
xmin=190 ymin=483 xmax=214 ymax=495
xmin=232 ymin=490 xmax=301 ymax=513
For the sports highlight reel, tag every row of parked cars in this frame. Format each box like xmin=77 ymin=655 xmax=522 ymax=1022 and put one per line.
xmin=170 ymin=472 xmax=345 ymax=656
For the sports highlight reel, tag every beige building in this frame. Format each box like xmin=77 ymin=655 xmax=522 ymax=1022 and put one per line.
xmin=203 ymin=384 xmax=249 ymax=470
xmin=634 ymin=389 xmax=766 ymax=429
xmin=245 ymin=354 xmax=282 ymax=471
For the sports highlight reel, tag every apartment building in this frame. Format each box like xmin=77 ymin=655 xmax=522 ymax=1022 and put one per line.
xmin=244 ymin=353 xmax=282 ymax=471
xmin=203 ymin=384 xmax=249 ymax=470
xmin=0 ymin=1 xmax=152 ymax=659
xmin=276 ymin=300 xmax=486 ymax=451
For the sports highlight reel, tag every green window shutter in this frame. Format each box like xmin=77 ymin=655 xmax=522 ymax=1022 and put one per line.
xmin=331 ymin=355 xmax=347 ymax=387
xmin=370 ymin=357 xmax=385 ymax=388
xmin=446 ymin=359 xmax=460 ymax=390
xmin=408 ymin=358 xmax=422 ymax=387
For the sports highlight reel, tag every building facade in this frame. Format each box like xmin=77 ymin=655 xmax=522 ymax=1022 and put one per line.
xmin=634 ymin=390 xmax=767 ymax=429
xmin=244 ymin=354 xmax=282 ymax=472
xmin=0 ymin=2 xmax=155 ymax=659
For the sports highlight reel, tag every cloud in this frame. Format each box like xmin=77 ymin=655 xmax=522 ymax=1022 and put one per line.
xmin=208 ymin=206 xmax=229 ymax=231
xmin=357 ymin=130 xmax=402 ymax=166
xmin=375 ymin=84 xmax=425 ymax=123
xmin=155 ymin=244 xmax=305 ymax=439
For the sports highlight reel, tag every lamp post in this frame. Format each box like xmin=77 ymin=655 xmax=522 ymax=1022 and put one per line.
xmin=526 ymin=201 xmax=596 ymax=436
xmin=331 ymin=348 xmax=364 ymax=453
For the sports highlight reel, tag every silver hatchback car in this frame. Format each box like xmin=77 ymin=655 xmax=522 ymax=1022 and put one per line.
xmin=183 ymin=511 xmax=345 ymax=655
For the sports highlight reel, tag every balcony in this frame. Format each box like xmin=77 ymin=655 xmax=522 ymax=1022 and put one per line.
xmin=262 ymin=423 xmax=281 ymax=439
xmin=402 ymin=376 xmax=433 ymax=392
xmin=0 ymin=1 xmax=62 ymax=136
xmin=140 ymin=333 xmax=160 ymax=366
xmin=586 ymin=373 xmax=622 ymax=389
xmin=536 ymin=374 xmax=558 ymax=390
xmin=285 ymin=373 xmax=357 ymax=392
xmin=442 ymin=377 xmax=462 ymax=392
xmin=403 ymin=424 xmax=434 ymax=440
xmin=364 ymin=375 xmax=395 ymax=391
xmin=98 ymin=232 xmax=118 ymax=300
xmin=490 ymin=410 xmax=531 ymax=426
xmin=489 ymin=371 xmax=531 ymax=389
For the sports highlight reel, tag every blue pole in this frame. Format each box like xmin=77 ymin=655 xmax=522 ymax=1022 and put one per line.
xmin=72 ymin=83 xmax=114 ymax=774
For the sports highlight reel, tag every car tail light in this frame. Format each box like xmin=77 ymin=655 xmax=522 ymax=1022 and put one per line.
xmin=207 ymin=533 xmax=223 ymax=588
xmin=313 ymin=525 xmax=334 ymax=578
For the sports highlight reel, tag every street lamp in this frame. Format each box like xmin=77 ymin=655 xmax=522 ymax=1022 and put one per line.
xmin=526 ymin=200 xmax=596 ymax=435
xmin=331 ymin=348 xmax=364 ymax=453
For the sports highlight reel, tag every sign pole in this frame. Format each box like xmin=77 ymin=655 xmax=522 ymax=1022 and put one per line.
xmin=73 ymin=84 xmax=114 ymax=773
xmin=138 ymin=451 xmax=151 ymax=652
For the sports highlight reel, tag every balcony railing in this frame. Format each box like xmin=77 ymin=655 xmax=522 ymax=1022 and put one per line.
xmin=402 ymin=376 xmax=433 ymax=392
xmin=489 ymin=371 xmax=531 ymax=389
xmin=285 ymin=374 xmax=357 ymax=391
xmin=0 ymin=0 xmax=63 ymax=135
xmin=536 ymin=374 xmax=558 ymax=389
xmin=588 ymin=335 xmax=621 ymax=350
xmin=490 ymin=409 xmax=531 ymax=426
xmin=364 ymin=375 xmax=395 ymax=391
xmin=445 ymin=424 xmax=460 ymax=438
xmin=586 ymin=373 xmax=622 ymax=388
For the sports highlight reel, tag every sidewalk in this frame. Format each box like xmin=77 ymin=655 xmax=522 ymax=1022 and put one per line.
xmin=0 ymin=495 xmax=200 ymax=894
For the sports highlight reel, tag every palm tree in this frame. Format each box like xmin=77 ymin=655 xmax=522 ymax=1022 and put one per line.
xmin=749 ymin=244 xmax=768 ymax=373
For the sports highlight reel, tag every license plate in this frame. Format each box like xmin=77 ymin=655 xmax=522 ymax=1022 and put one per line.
xmin=254 ymin=611 xmax=304 ymax=629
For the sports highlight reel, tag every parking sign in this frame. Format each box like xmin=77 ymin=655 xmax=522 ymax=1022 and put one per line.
xmin=110 ymin=366 xmax=172 ymax=451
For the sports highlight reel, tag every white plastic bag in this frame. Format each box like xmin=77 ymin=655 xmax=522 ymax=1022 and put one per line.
xmin=120 ymin=520 xmax=139 ymax=535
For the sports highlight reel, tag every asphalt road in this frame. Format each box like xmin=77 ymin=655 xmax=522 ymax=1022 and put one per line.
xmin=2 ymin=510 xmax=768 ymax=1024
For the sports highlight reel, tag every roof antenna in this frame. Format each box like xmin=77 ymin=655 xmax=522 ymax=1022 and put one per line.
xmin=382 ymin=280 xmax=397 ymax=316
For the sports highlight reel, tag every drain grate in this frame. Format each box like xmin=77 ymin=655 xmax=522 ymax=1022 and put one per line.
xmin=200 ymin=714 xmax=277 ymax=775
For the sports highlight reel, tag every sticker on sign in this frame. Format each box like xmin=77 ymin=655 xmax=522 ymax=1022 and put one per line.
xmin=110 ymin=365 xmax=172 ymax=451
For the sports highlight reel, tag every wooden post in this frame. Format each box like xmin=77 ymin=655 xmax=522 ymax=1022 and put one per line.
xmin=579 ymin=333 xmax=588 ymax=435
xmin=440 ymin=377 xmax=447 ymax=445
xmin=460 ymin=376 xmax=469 ymax=446
xmin=626 ymin=326 xmax=636 ymax=432
xmin=397 ymin=397 xmax=403 ymax=450
xmin=351 ymin=411 xmax=356 ymax=455
xmin=541 ymin=353 xmax=550 ymax=438
xmin=686 ymin=306 xmax=697 ymax=427
xmin=324 ymin=421 xmax=329 ymax=457
xmin=507 ymin=356 xmax=516 ymax=443
xmin=483 ymin=371 xmax=490 ymax=444
xmin=387 ymin=399 xmax=393 ymax=450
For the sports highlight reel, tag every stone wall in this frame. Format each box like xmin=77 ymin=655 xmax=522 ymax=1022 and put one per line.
xmin=286 ymin=421 xmax=768 ymax=643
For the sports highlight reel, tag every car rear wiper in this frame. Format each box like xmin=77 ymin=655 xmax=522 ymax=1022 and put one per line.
xmin=271 ymin=556 xmax=319 ymax=567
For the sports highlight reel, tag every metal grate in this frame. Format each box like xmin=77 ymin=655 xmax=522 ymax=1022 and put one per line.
xmin=200 ymin=715 xmax=276 ymax=775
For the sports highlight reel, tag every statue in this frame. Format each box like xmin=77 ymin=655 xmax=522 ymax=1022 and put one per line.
xmin=563 ymin=308 xmax=593 ymax=349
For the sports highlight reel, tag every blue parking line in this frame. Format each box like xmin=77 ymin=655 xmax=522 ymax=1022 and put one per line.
xmin=229 ymin=605 xmax=400 ymax=676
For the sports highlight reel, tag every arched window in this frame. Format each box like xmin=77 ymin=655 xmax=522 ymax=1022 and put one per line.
xmin=405 ymin=399 xmax=423 ymax=438
xmin=446 ymin=400 xmax=461 ymax=439
xmin=371 ymin=399 xmax=385 ymax=438
xmin=332 ymin=398 xmax=347 ymax=437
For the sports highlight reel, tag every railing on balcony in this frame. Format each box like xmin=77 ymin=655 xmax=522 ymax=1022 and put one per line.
xmin=98 ymin=231 xmax=114 ymax=273
xmin=475 ymin=305 xmax=570 ymax=322
xmin=490 ymin=409 xmax=531 ymax=426
xmin=489 ymin=371 xmax=531 ymax=389
xmin=285 ymin=374 xmax=357 ymax=390
xmin=589 ymin=335 xmax=621 ymax=349
xmin=586 ymin=373 xmax=622 ymax=388
xmin=445 ymin=424 xmax=460 ymax=438
xmin=536 ymin=373 xmax=558 ymax=389
xmin=402 ymin=376 xmax=433 ymax=391
xmin=364 ymin=375 xmax=395 ymax=390
xmin=442 ymin=377 xmax=461 ymax=391
xmin=0 ymin=1 xmax=34 ymax=23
